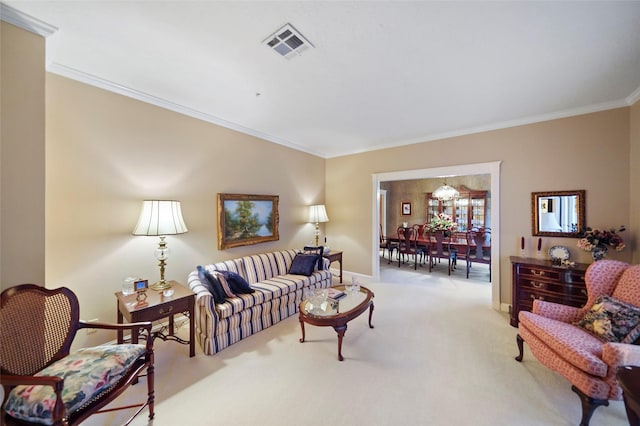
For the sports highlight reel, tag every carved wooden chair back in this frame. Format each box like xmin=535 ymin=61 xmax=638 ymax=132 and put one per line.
xmin=466 ymin=229 xmax=492 ymax=281
xmin=397 ymin=226 xmax=421 ymax=270
xmin=426 ymin=229 xmax=454 ymax=275
xmin=467 ymin=229 xmax=491 ymax=261
xmin=380 ymin=224 xmax=397 ymax=260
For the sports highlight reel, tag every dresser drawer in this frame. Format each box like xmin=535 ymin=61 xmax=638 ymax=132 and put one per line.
xmin=519 ymin=288 xmax=568 ymax=306
xmin=518 ymin=278 xmax=587 ymax=298
xmin=518 ymin=265 xmax=561 ymax=281
xmin=518 ymin=278 xmax=567 ymax=295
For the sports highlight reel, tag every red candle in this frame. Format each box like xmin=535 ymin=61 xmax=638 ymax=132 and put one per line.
xmin=537 ymin=238 xmax=542 ymax=251
xmin=521 ymin=237 xmax=525 ymax=250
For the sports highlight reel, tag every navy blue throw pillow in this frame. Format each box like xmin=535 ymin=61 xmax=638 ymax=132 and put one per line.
xmin=303 ymin=246 xmax=324 ymax=270
xmin=289 ymin=253 xmax=319 ymax=276
xmin=215 ymin=270 xmax=254 ymax=294
xmin=197 ymin=265 xmax=226 ymax=304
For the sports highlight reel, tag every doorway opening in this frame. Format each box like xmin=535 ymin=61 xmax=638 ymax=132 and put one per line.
xmin=371 ymin=161 xmax=501 ymax=310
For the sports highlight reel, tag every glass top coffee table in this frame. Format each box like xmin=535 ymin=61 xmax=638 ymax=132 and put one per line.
xmin=298 ymin=285 xmax=374 ymax=361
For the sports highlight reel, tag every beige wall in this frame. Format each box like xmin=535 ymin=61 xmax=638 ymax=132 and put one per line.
xmin=326 ymin=108 xmax=633 ymax=305
xmin=631 ymin=99 xmax=640 ymax=264
xmin=46 ymin=74 xmax=326 ymax=347
xmin=0 ymin=22 xmax=46 ymax=289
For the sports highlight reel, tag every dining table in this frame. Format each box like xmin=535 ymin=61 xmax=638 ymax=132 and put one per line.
xmin=384 ymin=230 xmax=490 ymax=272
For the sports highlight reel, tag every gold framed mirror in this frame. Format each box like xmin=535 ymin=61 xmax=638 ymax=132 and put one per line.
xmin=531 ymin=190 xmax=585 ymax=237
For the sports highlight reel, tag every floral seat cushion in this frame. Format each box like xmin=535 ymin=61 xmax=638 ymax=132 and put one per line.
xmin=3 ymin=344 xmax=147 ymax=425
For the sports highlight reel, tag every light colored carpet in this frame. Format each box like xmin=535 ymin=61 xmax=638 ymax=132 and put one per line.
xmin=85 ymin=260 xmax=627 ymax=426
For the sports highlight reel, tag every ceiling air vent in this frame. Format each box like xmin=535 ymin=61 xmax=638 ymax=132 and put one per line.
xmin=263 ymin=23 xmax=314 ymax=59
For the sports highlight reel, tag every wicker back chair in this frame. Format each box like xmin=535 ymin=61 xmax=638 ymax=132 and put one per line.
xmin=1 ymin=284 xmax=155 ymax=426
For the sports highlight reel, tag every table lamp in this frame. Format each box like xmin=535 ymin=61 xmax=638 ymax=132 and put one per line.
xmin=132 ymin=200 xmax=188 ymax=291
xmin=308 ymin=204 xmax=329 ymax=247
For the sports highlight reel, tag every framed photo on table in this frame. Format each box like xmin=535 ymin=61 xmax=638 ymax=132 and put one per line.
xmin=217 ymin=193 xmax=279 ymax=249
xmin=401 ymin=201 xmax=411 ymax=215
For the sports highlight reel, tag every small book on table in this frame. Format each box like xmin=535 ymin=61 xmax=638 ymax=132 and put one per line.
xmin=327 ymin=288 xmax=346 ymax=301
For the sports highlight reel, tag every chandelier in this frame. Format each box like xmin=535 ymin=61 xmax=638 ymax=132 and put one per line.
xmin=433 ymin=182 xmax=459 ymax=201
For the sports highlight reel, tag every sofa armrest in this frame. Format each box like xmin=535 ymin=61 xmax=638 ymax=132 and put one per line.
xmin=603 ymin=342 xmax=640 ymax=369
xmin=532 ymin=300 xmax=583 ymax=323
xmin=187 ymin=271 xmax=217 ymax=319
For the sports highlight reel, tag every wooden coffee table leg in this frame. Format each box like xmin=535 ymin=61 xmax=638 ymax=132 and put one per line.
xmin=368 ymin=303 xmax=375 ymax=328
xmin=299 ymin=318 xmax=306 ymax=343
xmin=334 ymin=324 xmax=347 ymax=361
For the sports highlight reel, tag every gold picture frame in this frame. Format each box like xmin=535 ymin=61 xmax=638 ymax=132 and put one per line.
xmin=531 ymin=190 xmax=585 ymax=237
xmin=217 ymin=193 xmax=279 ymax=249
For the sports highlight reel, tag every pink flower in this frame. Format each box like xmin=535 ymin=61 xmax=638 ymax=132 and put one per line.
xmin=577 ymin=226 xmax=625 ymax=252
xmin=428 ymin=212 xmax=458 ymax=232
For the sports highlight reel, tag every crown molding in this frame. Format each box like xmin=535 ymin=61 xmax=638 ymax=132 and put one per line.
xmin=331 ymin=99 xmax=630 ymax=158
xmin=46 ymin=62 xmax=327 ymax=158
xmin=0 ymin=2 xmax=57 ymax=37
xmin=42 ymin=62 xmax=637 ymax=160
xmin=627 ymin=85 xmax=640 ymax=106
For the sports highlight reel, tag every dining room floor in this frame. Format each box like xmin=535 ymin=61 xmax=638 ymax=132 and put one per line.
xmin=379 ymin=252 xmax=491 ymax=284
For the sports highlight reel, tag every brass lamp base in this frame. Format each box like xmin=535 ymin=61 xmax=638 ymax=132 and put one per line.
xmin=151 ymin=236 xmax=171 ymax=292
xmin=150 ymin=280 xmax=172 ymax=292
xmin=314 ymin=222 xmax=321 ymax=247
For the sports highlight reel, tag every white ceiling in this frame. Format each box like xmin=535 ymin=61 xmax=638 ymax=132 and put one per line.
xmin=5 ymin=1 xmax=640 ymax=158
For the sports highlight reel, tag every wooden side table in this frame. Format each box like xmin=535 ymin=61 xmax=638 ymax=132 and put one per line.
xmin=116 ymin=280 xmax=196 ymax=357
xmin=323 ymin=251 xmax=343 ymax=283
xmin=617 ymin=365 xmax=640 ymax=426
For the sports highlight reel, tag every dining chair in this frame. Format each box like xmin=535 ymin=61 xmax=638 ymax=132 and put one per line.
xmin=466 ymin=229 xmax=491 ymax=281
xmin=380 ymin=224 xmax=398 ymax=261
xmin=413 ymin=224 xmax=429 ymax=266
xmin=427 ymin=229 xmax=456 ymax=275
xmin=449 ymin=231 xmax=469 ymax=271
xmin=397 ymin=226 xmax=422 ymax=270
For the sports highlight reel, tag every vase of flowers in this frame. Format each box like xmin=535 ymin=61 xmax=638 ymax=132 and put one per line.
xmin=427 ymin=212 xmax=458 ymax=235
xmin=577 ymin=226 xmax=626 ymax=262
xmin=591 ymin=246 xmax=607 ymax=261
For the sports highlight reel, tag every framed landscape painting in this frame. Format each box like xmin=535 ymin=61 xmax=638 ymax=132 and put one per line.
xmin=217 ymin=193 xmax=279 ymax=249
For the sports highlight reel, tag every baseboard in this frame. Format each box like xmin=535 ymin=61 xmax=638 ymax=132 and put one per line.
xmin=329 ymin=268 xmax=372 ymax=285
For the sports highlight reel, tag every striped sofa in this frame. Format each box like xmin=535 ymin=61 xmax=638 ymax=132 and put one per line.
xmin=187 ymin=249 xmax=332 ymax=355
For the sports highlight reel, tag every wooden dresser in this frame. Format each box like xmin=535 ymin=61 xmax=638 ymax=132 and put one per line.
xmin=510 ymin=256 xmax=590 ymax=327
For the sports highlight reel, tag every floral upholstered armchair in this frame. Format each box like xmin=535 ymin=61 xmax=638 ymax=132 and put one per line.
xmin=1 ymin=284 xmax=155 ymax=425
xmin=515 ymin=260 xmax=640 ymax=426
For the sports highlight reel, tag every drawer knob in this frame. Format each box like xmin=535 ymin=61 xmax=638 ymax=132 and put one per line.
xmin=581 ymin=289 xmax=587 ymax=296
xmin=530 ymin=294 xmax=545 ymax=301
xmin=159 ymin=306 xmax=174 ymax=315
xmin=531 ymin=282 xmax=544 ymax=289
xmin=531 ymin=270 xmax=545 ymax=277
